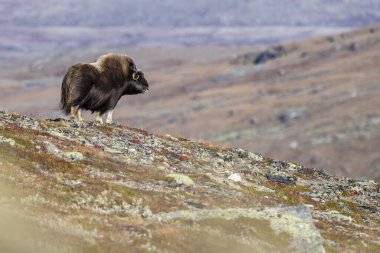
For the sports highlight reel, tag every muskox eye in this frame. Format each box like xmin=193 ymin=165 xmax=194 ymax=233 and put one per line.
xmin=132 ymin=72 xmax=140 ymax=81
xmin=132 ymin=70 xmax=143 ymax=81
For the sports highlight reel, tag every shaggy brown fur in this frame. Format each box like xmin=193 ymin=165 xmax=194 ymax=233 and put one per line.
xmin=60 ymin=53 xmax=149 ymax=122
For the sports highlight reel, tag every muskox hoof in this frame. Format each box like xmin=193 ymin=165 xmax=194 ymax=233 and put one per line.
xmin=106 ymin=120 xmax=113 ymax=124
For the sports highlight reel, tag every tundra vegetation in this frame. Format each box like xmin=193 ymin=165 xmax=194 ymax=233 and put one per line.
xmin=0 ymin=111 xmax=379 ymax=253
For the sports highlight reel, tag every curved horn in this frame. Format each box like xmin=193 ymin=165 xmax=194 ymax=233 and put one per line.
xmin=132 ymin=69 xmax=142 ymax=81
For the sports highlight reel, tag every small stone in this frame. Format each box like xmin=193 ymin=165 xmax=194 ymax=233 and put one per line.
xmin=0 ymin=136 xmax=16 ymax=146
xmin=289 ymin=141 xmax=298 ymax=149
xmin=141 ymin=206 xmax=153 ymax=218
xmin=251 ymin=184 xmax=276 ymax=193
xmin=129 ymin=148 xmax=137 ymax=154
xmin=216 ymin=158 xmax=225 ymax=165
xmin=348 ymin=42 xmax=359 ymax=52
xmin=266 ymin=173 xmax=297 ymax=185
xmin=248 ymin=152 xmax=263 ymax=162
xmin=43 ymin=141 xmax=62 ymax=156
xmin=63 ymin=152 xmax=84 ymax=161
xmin=104 ymin=147 xmax=123 ymax=154
xmin=165 ymin=134 xmax=178 ymax=141
xmin=287 ymin=163 xmax=299 ymax=171
xmin=235 ymin=148 xmax=248 ymax=158
xmin=48 ymin=130 xmax=66 ymax=139
xmin=185 ymin=201 xmax=206 ymax=209
xmin=277 ymin=69 xmax=286 ymax=76
xmin=277 ymin=110 xmax=304 ymax=123
xmin=249 ymin=117 xmax=257 ymax=125
xmin=179 ymin=161 xmax=193 ymax=170
xmin=167 ymin=174 xmax=194 ymax=186
xmin=228 ymin=173 xmax=242 ymax=182
xmin=216 ymin=152 xmax=225 ymax=158
xmin=325 ymin=210 xmax=353 ymax=223
xmin=162 ymin=162 xmax=171 ymax=168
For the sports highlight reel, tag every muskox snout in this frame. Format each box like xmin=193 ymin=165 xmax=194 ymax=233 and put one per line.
xmin=142 ymin=80 xmax=149 ymax=92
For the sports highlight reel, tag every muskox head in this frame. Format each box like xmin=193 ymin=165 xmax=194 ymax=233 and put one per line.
xmin=126 ymin=69 xmax=149 ymax=95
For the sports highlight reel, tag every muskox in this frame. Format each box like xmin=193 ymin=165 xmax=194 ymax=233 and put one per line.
xmin=59 ymin=53 xmax=149 ymax=124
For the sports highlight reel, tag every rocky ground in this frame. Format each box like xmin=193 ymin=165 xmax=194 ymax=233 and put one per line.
xmin=0 ymin=111 xmax=379 ymax=253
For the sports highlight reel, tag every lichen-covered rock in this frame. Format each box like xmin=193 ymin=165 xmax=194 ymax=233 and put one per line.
xmin=48 ymin=130 xmax=67 ymax=139
xmin=154 ymin=205 xmax=325 ymax=253
xmin=227 ymin=173 xmax=242 ymax=182
xmin=0 ymin=136 xmax=15 ymax=146
xmin=248 ymin=152 xmax=264 ymax=162
xmin=103 ymin=147 xmax=123 ymax=154
xmin=167 ymin=173 xmax=195 ymax=186
xmin=63 ymin=151 xmax=84 ymax=161
xmin=266 ymin=173 xmax=297 ymax=185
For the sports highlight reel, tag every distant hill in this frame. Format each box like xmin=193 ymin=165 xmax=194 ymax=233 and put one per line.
xmin=2 ymin=0 xmax=380 ymax=27
xmin=2 ymin=0 xmax=380 ymax=63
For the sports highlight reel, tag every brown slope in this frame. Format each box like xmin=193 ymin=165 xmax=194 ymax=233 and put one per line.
xmin=124 ymin=25 xmax=380 ymax=182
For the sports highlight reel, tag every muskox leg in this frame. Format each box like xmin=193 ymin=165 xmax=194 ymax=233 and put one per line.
xmin=95 ymin=113 xmax=103 ymax=124
xmin=70 ymin=106 xmax=78 ymax=120
xmin=77 ymin=109 xmax=83 ymax=121
xmin=106 ymin=110 xmax=114 ymax=124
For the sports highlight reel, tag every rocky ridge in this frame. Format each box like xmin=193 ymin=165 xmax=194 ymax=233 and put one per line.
xmin=0 ymin=111 xmax=379 ymax=252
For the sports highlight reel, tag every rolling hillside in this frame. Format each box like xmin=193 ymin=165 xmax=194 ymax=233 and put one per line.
xmin=1 ymin=26 xmax=380 ymax=182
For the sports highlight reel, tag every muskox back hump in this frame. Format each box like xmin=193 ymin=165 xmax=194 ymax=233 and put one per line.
xmin=71 ymin=64 xmax=98 ymax=83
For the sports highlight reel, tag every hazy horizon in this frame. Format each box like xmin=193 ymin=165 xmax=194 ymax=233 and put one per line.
xmin=1 ymin=0 xmax=380 ymax=64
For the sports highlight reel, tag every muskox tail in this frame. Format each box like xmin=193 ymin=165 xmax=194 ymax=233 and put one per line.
xmin=59 ymin=70 xmax=71 ymax=115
